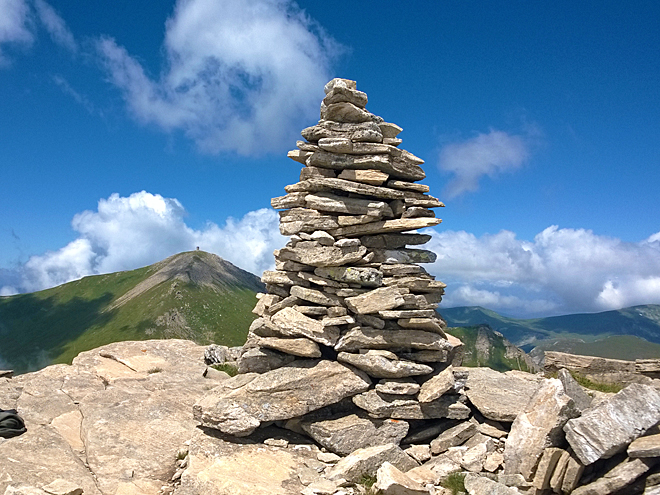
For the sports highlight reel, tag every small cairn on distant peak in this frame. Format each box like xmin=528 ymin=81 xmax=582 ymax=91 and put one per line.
xmin=194 ymin=77 xmax=465 ymax=444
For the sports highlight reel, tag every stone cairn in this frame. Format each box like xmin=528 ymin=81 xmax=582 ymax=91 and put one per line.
xmin=194 ymin=79 xmax=660 ymax=495
xmin=245 ymin=77 xmax=468 ymax=418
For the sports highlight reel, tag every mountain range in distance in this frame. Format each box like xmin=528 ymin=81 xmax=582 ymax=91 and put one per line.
xmin=440 ymin=304 xmax=660 ymax=361
xmin=3 ymin=250 xmax=660 ymax=374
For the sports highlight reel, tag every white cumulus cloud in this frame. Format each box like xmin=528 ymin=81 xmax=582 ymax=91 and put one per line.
xmin=438 ymin=129 xmax=531 ymax=198
xmin=97 ymin=0 xmax=341 ymax=155
xmin=1 ymin=191 xmax=286 ymax=293
xmin=427 ymin=226 xmax=660 ymax=316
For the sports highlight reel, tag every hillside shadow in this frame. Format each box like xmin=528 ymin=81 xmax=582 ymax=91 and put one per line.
xmin=0 ymin=292 xmax=116 ymax=374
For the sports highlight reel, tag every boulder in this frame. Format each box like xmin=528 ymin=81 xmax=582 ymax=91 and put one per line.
xmin=504 ymin=378 xmax=578 ymax=481
xmin=325 ymin=443 xmax=418 ymax=483
xmin=464 ymin=473 xmax=522 ymax=495
xmin=564 ymin=383 xmax=660 ymax=464
xmin=571 ymin=457 xmax=657 ymax=495
xmin=464 ymin=367 xmax=542 ymax=422
xmin=337 ymin=351 xmax=433 ymax=378
xmin=430 ymin=421 xmax=478 ymax=455
xmin=374 ymin=462 xmax=429 ymax=495
xmin=629 ymin=433 xmax=660 ymax=457
xmin=418 ymin=366 xmax=455 ymax=403
xmin=301 ymin=414 xmax=408 ymax=455
xmin=193 ymin=360 xmax=371 ymax=436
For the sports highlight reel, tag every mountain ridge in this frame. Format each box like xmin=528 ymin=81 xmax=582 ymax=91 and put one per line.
xmin=441 ymin=304 xmax=660 ymax=360
xmin=0 ymin=250 xmax=264 ymax=373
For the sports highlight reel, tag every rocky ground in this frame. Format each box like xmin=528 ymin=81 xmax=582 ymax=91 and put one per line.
xmin=2 ymin=339 xmax=660 ymax=495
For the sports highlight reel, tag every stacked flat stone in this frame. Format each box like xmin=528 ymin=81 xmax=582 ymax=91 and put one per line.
xmin=242 ymin=78 xmax=467 ymax=422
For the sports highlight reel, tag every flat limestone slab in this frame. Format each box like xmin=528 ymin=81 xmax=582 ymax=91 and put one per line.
xmin=328 ymin=217 xmax=441 ymax=238
xmin=564 ymin=383 xmax=660 ymax=465
xmin=464 ymin=367 xmax=542 ymax=422
xmin=193 ymin=360 xmax=371 ymax=436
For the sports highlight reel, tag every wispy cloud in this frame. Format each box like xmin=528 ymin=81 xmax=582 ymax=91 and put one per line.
xmin=438 ymin=129 xmax=532 ymax=198
xmin=52 ymin=74 xmax=96 ymax=114
xmin=427 ymin=226 xmax=660 ymax=316
xmin=96 ymin=0 xmax=342 ymax=155
xmin=33 ymin=0 xmax=76 ymax=52
xmin=1 ymin=191 xmax=286 ymax=293
xmin=0 ymin=0 xmax=76 ymax=64
xmin=0 ymin=0 xmax=34 ymax=64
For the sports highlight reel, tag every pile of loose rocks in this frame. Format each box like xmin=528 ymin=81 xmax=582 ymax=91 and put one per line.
xmin=192 ymin=79 xmax=660 ymax=494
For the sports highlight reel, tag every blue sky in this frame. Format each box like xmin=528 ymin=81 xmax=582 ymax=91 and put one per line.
xmin=1 ymin=0 xmax=659 ymax=317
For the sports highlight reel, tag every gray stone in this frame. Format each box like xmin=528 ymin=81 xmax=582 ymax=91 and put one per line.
xmin=369 ymin=248 xmax=438 ymax=264
xmin=194 ymin=360 xmax=371 ymax=436
xmin=344 ymin=286 xmax=407 ymax=314
xmin=271 ymin=192 xmax=309 ymax=209
xmin=325 ymin=443 xmax=418 ymax=483
xmin=353 ymin=390 xmax=470 ymax=420
xmin=328 ymin=217 xmax=441 ymax=238
xmin=305 ymin=191 xmax=393 ymax=217
xmin=398 ymin=318 xmax=447 ymax=336
xmin=278 ymin=242 xmax=367 ymax=267
xmin=237 ymin=346 xmax=296 ymax=373
xmin=464 ymin=367 xmax=542 ymax=422
xmin=321 ymin=101 xmax=372 ymax=123
xmin=335 ymin=327 xmax=451 ymax=353
xmin=374 ymin=462 xmax=428 ymax=495
xmin=464 ymin=474 xmax=521 ymax=495
xmin=629 ymin=433 xmax=660 ymax=457
xmin=337 ymin=168 xmax=389 ymax=184
xmin=301 ymin=120 xmax=383 ymax=143
xmin=418 ymin=366 xmax=455 ymax=403
xmin=322 ymin=86 xmax=368 ymax=108
xmin=307 ymin=151 xmax=425 ymax=182
xmin=361 ymin=234 xmax=432 ymax=249
xmin=504 ymin=378 xmax=579 ymax=481
xmin=430 ymin=421 xmax=478 ymax=454
xmin=290 ymin=285 xmax=344 ymax=306
xmin=564 ymin=383 xmax=660 ymax=464
xmin=337 ymin=351 xmax=433 ymax=379
xmin=461 ymin=442 xmax=488 ymax=472
xmin=301 ymin=414 xmax=408 ymax=455
xmin=557 ymin=368 xmax=593 ymax=413
xmin=561 ymin=452 xmax=585 ymax=494
xmin=257 ymin=337 xmax=321 ymax=358
xmin=271 ymin=307 xmax=340 ymax=346
xmin=286 ymin=177 xmax=405 ymax=200
xmin=532 ymin=447 xmax=564 ymax=490
xmin=376 ymin=378 xmax=421 ymax=396
xmin=572 ymin=457 xmax=656 ymax=495
xmin=315 ymin=266 xmax=383 ymax=288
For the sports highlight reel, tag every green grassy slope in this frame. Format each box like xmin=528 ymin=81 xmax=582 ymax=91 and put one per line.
xmin=0 ymin=251 xmax=264 ymax=373
xmin=440 ymin=305 xmax=660 ymax=360
xmin=446 ymin=325 xmax=533 ymax=372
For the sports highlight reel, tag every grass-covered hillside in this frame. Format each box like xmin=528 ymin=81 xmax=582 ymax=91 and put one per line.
xmin=446 ymin=325 xmax=535 ymax=373
xmin=441 ymin=305 xmax=660 ymax=360
xmin=0 ymin=251 xmax=264 ymax=374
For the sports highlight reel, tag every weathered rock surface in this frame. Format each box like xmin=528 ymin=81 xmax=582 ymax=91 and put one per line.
xmin=301 ymin=414 xmax=409 ymax=455
xmin=464 ymin=473 xmax=522 ymax=495
xmin=194 ymin=360 xmax=371 ymax=436
xmin=374 ymin=462 xmax=428 ymax=495
xmin=571 ymin=457 xmax=657 ymax=495
xmin=564 ymin=383 xmax=660 ymax=464
xmin=464 ymin=367 xmax=541 ymax=422
xmin=504 ymin=378 xmax=578 ymax=481
xmin=0 ymin=339 xmax=213 ymax=495
xmin=325 ymin=443 xmax=418 ymax=483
